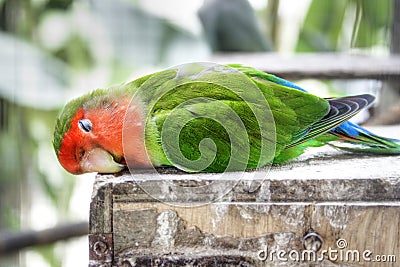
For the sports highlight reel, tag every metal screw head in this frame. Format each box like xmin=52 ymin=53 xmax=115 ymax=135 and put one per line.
xmin=93 ymin=241 xmax=108 ymax=255
xmin=303 ymin=232 xmax=323 ymax=252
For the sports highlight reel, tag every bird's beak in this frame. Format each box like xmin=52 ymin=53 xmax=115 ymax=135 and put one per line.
xmin=80 ymin=147 xmax=125 ymax=173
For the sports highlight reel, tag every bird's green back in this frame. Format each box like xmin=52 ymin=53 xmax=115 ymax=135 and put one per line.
xmin=123 ymin=63 xmax=330 ymax=172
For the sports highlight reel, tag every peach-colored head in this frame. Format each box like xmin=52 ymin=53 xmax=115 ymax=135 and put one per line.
xmin=53 ymin=89 xmax=151 ymax=174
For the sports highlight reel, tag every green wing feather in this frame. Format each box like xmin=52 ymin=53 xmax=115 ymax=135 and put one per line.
xmin=121 ymin=63 xmax=375 ymax=171
xmin=133 ymin=63 xmax=330 ymax=172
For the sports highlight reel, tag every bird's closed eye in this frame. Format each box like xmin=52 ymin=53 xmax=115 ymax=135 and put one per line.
xmin=78 ymin=119 xmax=92 ymax=133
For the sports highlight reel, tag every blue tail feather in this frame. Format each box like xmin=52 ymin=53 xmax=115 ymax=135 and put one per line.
xmin=330 ymin=121 xmax=400 ymax=154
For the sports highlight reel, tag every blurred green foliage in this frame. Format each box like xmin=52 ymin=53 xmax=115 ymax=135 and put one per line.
xmin=353 ymin=0 xmax=393 ymax=47
xmin=198 ymin=0 xmax=272 ymax=52
xmin=297 ymin=0 xmax=393 ymax=51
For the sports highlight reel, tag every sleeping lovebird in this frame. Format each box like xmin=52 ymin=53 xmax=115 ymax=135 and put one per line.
xmin=53 ymin=63 xmax=400 ymax=174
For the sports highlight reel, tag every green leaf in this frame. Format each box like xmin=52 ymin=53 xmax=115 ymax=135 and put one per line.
xmin=352 ymin=0 xmax=393 ymax=47
xmin=297 ymin=0 xmax=393 ymax=51
xmin=297 ymin=0 xmax=348 ymax=52
xmin=0 ymin=32 xmax=70 ymax=109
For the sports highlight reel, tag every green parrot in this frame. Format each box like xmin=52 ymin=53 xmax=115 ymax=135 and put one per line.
xmin=53 ymin=63 xmax=400 ymax=174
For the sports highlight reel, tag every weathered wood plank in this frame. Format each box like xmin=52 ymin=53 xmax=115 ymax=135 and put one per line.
xmin=109 ymin=204 xmax=399 ymax=266
xmin=210 ymin=53 xmax=400 ymax=80
xmin=89 ymin=181 xmax=113 ymax=234
xmin=89 ymin=125 xmax=400 ymax=266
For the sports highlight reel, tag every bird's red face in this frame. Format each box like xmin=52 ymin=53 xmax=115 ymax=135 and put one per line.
xmin=56 ymin=98 xmax=151 ymax=174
